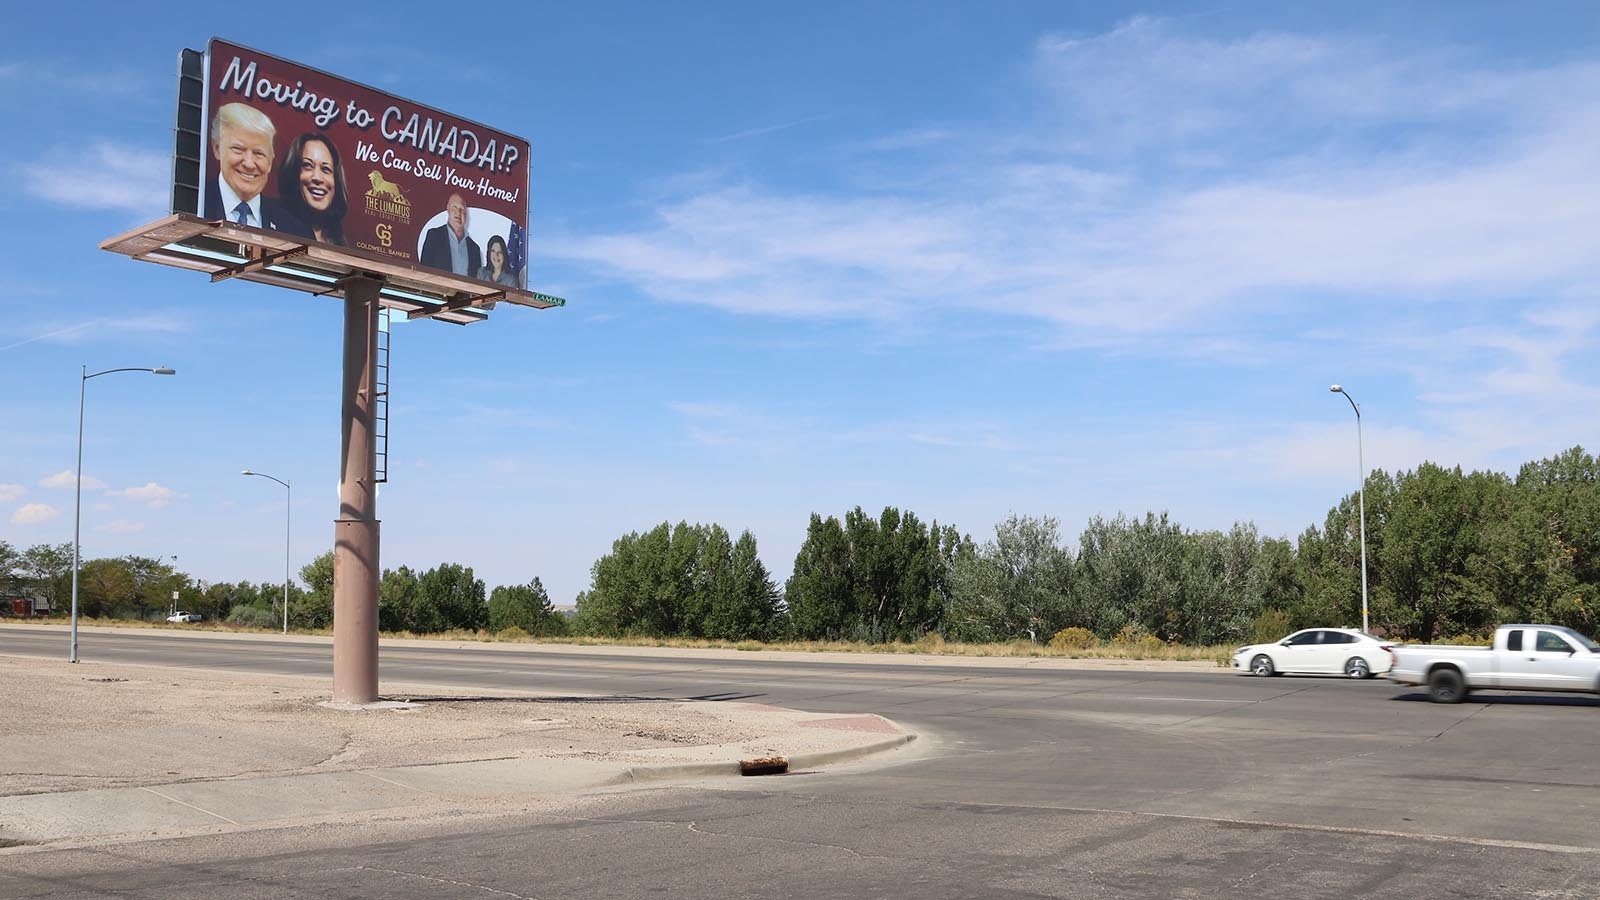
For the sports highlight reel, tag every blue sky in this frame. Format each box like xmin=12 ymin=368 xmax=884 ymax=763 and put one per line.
xmin=4 ymin=2 xmax=1599 ymax=606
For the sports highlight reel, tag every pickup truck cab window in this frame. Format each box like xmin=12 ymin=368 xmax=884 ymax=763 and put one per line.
xmin=1536 ymin=631 xmax=1575 ymax=654
xmin=1506 ymin=630 xmax=1523 ymax=652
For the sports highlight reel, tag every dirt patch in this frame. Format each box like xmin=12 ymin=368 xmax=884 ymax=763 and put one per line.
xmin=0 ymin=657 xmax=785 ymax=796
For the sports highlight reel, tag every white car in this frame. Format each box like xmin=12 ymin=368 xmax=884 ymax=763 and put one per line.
xmin=166 ymin=611 xmax=202 ymax=623
xmin=1232 ymin=628 xmax=1395 ymax=679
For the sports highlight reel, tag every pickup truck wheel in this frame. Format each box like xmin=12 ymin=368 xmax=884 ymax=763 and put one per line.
xmin=1250 ymin=654 xmax=1275 ymax=677
xmin=1428 ymin=668 xmax=1467 ymax=704
xmin=1344 ymin=657 xmax=1371 ymax=679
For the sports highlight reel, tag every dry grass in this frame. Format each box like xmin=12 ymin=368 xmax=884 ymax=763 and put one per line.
xmin=380 ymin=629 xmax=1235 ymax=666
xmin=12 ymin=616 xmax=1234 ymax=666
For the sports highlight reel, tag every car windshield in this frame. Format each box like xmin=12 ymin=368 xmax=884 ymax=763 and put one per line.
xmin=1559 ymin=628 xmax=1600 ymax=653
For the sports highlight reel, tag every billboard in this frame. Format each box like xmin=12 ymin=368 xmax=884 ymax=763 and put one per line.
xmin=193 ymin=39 xmax=531 ymax=290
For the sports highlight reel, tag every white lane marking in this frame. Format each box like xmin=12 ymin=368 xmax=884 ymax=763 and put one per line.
xmin=1130 ymin=697 xmax=1251 ymax=703
xmin=948 ymin=796 xmax=1600 ymax=856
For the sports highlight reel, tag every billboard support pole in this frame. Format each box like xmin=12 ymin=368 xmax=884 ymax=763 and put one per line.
xmin=333 ymin=274 xmax=382 ymax=705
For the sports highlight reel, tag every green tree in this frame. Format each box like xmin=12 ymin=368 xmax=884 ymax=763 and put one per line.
xmin=576 ymin=521 xmax=782 ymax=639
xmin=1174 ymin=523 xmax=1267 ymax=646
xmin=1297 ymin=470 xmax=1399 ymax=632
xmin=296 ymin=551 xmax=334 ymax=629
xmin=947 ymin=514 xmax=1074 ymax=643
xmin=380 ymin=565 xmax=441 ymax=633
xmin=784 ymin=514 xmax=854 ymax=640
xmin=419 ymin=563 xmax=486 ymax=631
xmin=1484 ymin=446 xmax=1600 ymax=633
xmin=1072 ymin=512 xmax=1187 ymax=640
xmin=0 ymin=540 xmax=19 ymax=595
xmin=704 ymin=531 xmax=781 ymax=641
xmin=488 ymin=576 xmax=563 ymax=635
xmin=1377 ymin=463 xmax=1506 ymax=639
xmin=20 ymin=543 xmax=73 ymax=614
xmin=784 ymin=507 xmax=956 ymax=643
xmin=77 ymin=558 xmax=135 ymax=619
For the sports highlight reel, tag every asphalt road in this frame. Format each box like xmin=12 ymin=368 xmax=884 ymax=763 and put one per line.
xmin=4 ymin=628 xmax=1599 ymax=899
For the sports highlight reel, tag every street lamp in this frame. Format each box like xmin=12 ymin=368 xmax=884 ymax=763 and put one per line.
xmin=241 ymin=469 xmax=291 ymax=635
xmin=71 ymin=365 xmax=176 ymax=663
xmin=1329 ymin=384 xmax=1369 ymax=635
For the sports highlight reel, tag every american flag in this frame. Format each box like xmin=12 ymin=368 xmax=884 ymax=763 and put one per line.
xmin=507 ymin=220 xmax=528 ymax=286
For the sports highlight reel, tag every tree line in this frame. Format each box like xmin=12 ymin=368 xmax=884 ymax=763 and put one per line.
xmin=571 ymin=445 xmax=1600 ymax=644
xmin=6 ymin=445 xmax=1598 ymax=645
xmin=0 ymin=545 xmax=565 ymax=637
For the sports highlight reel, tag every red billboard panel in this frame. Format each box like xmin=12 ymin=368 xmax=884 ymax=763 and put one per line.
xmin=198 ymin=39 xmax=531 ymax=290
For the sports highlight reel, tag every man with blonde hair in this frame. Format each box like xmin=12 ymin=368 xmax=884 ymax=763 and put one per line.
xmin=203 ymin=102 xmax=309 ymax=237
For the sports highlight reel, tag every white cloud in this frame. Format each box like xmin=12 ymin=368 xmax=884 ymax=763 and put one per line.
xmin=547 ymin=20 xmax=1600 ymax=489
xmin=108 ymin=482 xmax=175 ymax=509
xmin=41 ymin=470 xmax=105 ymax=490
xmin=0 ymin=483 xmax=24 ymax=502
xmin=1 ymin=313 xmax=194 ymax=352
xmin=555 ymin=19 xmax=1600 ymax=350
xmin=10 ymin=504 xmax=59 ymax=525
xmin=706 ymin=113 xmax=836 ymax=144
xmin=15 ymin=141 xmax=169 ymax=215
xmin=96 ymin=520 xmax=146 ymax=535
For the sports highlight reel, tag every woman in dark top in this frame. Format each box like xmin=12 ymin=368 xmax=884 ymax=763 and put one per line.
xmin=276 ymin=133 xmax=349 ymax=246
xmin=479 ymin=234 xmax=518 ymax=286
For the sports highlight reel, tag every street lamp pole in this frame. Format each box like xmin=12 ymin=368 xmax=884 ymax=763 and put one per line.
xmin=1329 ymin=385 xmax=1369 ymax=635
xmin=70 ymin=365 xmax=176 ymax=663
xmin=241 ymin=470 xmax=291 ymax=635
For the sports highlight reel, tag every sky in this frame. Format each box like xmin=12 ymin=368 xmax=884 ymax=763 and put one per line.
xmin=4 ymin=2 xmax=1599 ymax=606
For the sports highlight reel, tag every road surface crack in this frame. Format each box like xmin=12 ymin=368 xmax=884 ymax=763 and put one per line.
xmin=350 ymin=865 xmax=545 ymax=898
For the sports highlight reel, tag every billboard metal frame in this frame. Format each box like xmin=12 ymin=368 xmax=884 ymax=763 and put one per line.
xmin=101 ymin=40 xmax=565 ymax=706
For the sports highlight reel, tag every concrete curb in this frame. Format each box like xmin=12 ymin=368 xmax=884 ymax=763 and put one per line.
xmin=785 ymin=732 xmax=919 ymax=772
xmin=0 ymin=718 xmax=921 ymax=849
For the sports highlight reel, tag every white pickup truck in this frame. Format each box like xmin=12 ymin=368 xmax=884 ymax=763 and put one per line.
xmin=1388 ymin=624 xmax=1600 ymax=703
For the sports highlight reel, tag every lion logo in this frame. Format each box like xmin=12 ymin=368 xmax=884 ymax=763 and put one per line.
xmin=364 ymin=170 xmax=412 ymax=223
xmin=367 ymin=170 xmax=406 ymax=201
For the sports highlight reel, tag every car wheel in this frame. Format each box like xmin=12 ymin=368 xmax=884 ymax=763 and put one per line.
xmin=1344 ymin=657 xmax=1371 ymax=679
xmin=1427 ymin=668 xmax=1466 ymax=704
xmin=1250 ymin=654 xmax=1276 ymax=677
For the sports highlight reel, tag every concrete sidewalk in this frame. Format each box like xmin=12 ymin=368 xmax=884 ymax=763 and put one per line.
xmin=0 ymin=653 xmax=915 ymax=851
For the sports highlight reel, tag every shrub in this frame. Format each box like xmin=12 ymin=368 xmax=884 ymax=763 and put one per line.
xmin=1110 ymin=624 xmax=1144 ymax=646
xmin=1251 ymin=609 xmax=1293 ymax=644
xmin=1435 ymin=633 xmax=1492 ymax=646
xmin=226 ymin=605 xmax=276 ymax=629
xmin=1048 ymin=627 xmax=1097 ymax=650
xmin=1111 ymin=624 xmax=1167 ymax=654
xmin=495 ymin=625 xmax=530 ymax=641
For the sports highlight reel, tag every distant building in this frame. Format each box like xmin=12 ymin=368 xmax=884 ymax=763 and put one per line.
xmin=1 ymin=587 xmax=51 ymax=617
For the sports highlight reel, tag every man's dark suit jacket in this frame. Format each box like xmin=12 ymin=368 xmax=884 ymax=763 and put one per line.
xmin=420 ymin=224 xmax=482 ymax=276
xmin=204 ymin=178 xmax=311 ymax=238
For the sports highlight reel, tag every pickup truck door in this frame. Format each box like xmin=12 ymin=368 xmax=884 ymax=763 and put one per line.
xmin=1499 ymin=629 xmax=1590 ymax=691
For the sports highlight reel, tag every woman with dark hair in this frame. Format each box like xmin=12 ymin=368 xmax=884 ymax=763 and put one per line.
xmin=478 ymin=234 xmax=518 ymax=286
xmin=276 ymin=133 xmax=348 ymax=245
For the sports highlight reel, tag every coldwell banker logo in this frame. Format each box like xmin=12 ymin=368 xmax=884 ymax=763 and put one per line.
xmin=364 ymin=170 xmax=412 ymax=225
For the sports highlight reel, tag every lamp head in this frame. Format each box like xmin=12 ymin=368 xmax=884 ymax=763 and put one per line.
xmin=152 ymin=367 xmax=176 ymax=375
xmin=1329 ymin=384 xmax=1343 ymax=393
xmin=241 ymin=469 xmax=253 ymax=476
